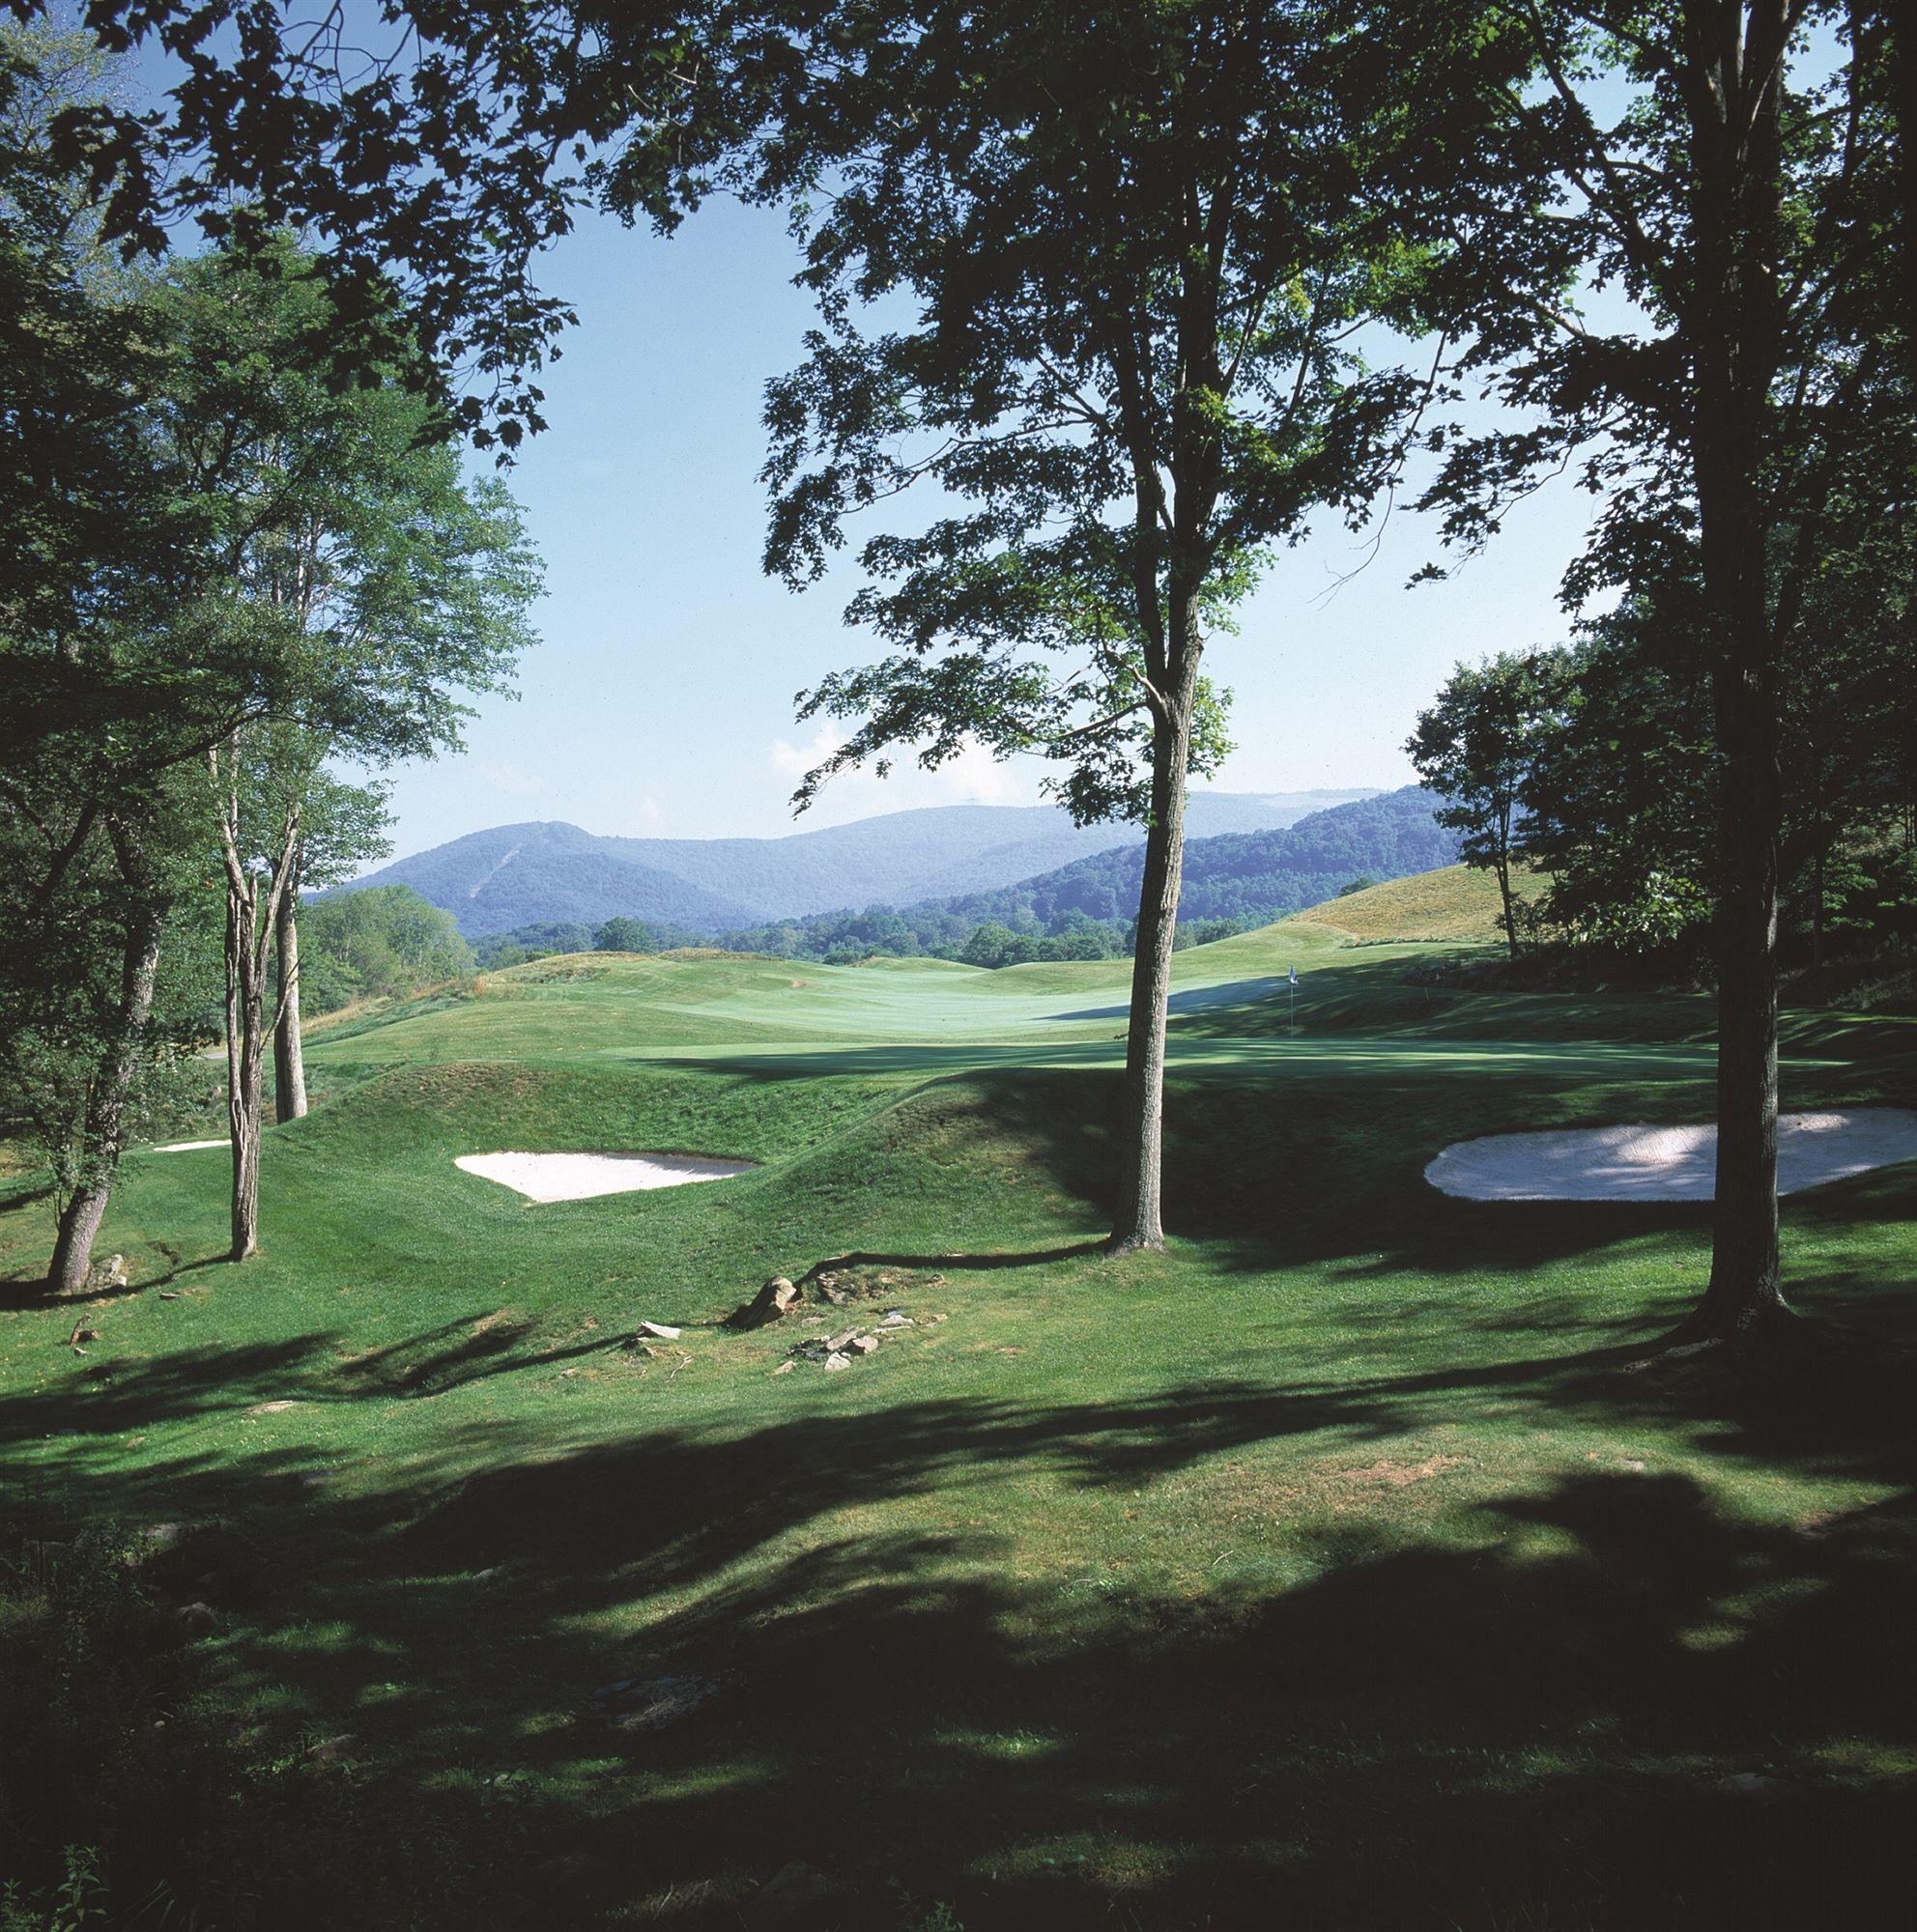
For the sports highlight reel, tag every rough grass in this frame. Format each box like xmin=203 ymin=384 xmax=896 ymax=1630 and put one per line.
xmin=1290 ymin=860 xmax=1538 ymax=944
xmin=2 ymin=912 xmax=1914 ymax=1930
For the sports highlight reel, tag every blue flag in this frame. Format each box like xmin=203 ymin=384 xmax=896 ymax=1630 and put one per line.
xmin=1288 ymin=965 xmax=1298 ymax=986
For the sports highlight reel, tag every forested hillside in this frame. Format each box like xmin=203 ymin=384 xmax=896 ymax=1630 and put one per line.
xmin=343 ymin=791 xmax=1382 ymax=934
xmin=334 ymin=822 xmax=763 ymax=936
xmin=951 ymin=785 xmax=1459 ymax=926
xmin=701 ymin=786 xmax=1456 ymax=962
xmin=464 ymin=787 xmax=1456 ymax=966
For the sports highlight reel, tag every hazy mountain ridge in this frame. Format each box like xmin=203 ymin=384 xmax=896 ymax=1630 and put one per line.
xmin=345 ymin=789 xmax=1385 ymax=934
xmin=340 ymin=821 xmax=762 ymax=937
xmin=887 ymin=785 xmax=1460 ymax=930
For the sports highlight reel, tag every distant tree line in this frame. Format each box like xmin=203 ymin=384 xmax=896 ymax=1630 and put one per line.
xmin=1412 ymin=592 xmax=1917 ymax=999
xmin=468 ymin=902 xmax=1262 ymax=971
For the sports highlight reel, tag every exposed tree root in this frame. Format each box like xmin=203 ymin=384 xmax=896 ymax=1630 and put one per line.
xmin=1102 ymin=1232 xmax=1165 ymax=1259
xmin=1630 ymin=1293 xmax=1896 ymax=1410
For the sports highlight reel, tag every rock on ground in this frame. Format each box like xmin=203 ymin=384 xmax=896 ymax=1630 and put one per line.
xmin=729 ymin=1276 xmax=802 ymax=1329
xmin=590 ymin=1670 xmax=741 ymax=1735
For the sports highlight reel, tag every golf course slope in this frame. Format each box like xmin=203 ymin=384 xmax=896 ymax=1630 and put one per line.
xmin=1289 ymin=859 xmax=1536 ymax=944
xmin=3 ymin=905 xmax=1915 ymax=1931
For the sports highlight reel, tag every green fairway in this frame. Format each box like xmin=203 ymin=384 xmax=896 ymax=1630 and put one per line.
xmin=4 ymin=915 xmax=1915 ymax=1930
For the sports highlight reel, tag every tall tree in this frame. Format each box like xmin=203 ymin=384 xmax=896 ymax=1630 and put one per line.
xmin=1407 ymin=651 xmax=1570 ymax=956
xmin=1513 ymin=606 xmax=1719 ymax=959
xmin=273 ymin=773 xmax=391 ymax=1124
xmin=0 ymin=19 xmax=262 ymax=1293
xmin=152 ymin=242 xmax=538 ymax=1259
xmin=730 ymin=3 xmax=1477 ymax=1250
xmin=1410 ymin=1 xmax=1904 ymax=1344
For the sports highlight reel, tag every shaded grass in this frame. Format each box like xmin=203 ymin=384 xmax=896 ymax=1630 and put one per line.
xmin=3 ymin=923 xmax=1916 ymax=1928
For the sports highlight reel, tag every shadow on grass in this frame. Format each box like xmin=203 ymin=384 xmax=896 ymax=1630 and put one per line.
xmin=0 ymin=1179 xmax=54 ymax=1216
xmin=796 ymin=1240 xmax=1108 ymax=1279
xmin=1055 ymin=975 xmax=1286 ymax=1024
xmin=1163 ymin=950 xmax=1717 ymax=1045
xmin=7 ymin=1297 xmax=1917 ymax=1929
xmin=8 ymin=1033 xmax=1917 ymax=1925
xmin=596 ymin=1051 xmax=1917 ymax=1299
xmin=787 ymin=1062 xmax=1734 ymax=1282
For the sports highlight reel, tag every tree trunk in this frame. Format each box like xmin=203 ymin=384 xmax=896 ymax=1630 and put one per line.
xmin=226 ymin=894 xmax=267 ymax=1261
xmin=47 ymin=898 xmax=164 ymax=1295
xmin=1689 ymin=651 xmax=1788 ymax=1338
xmin=273 ymin=864 xmax=307 ymax=1122
xmin=1109 ymin=641 xmax=1198 ymax=1255
xmin=1810 ymin=810 xmax=1826 ymax=1004
xmin=1669 ymin=27 xmax=1791 ymax=1347
xmin=49 ymin=1183 xmax=113 ymax=1298
xmin=215 ymin=747 xmax=299 ymax=1263
xmin=1891 ymin=7 xmax=1917 ymax=401
xmin=1496 ymin=843 xmax=1520 ymax=960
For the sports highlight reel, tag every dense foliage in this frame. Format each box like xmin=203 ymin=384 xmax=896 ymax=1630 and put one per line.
xmin=0 ymin=23 xmax=538 ymax=1286
xmin=1408 ymin=653 xmax=1575 ymax=957
xmin=1418 ymin=599 xmax=1917 ymax=993
xmin=298 ymin=888 xmax=475 ymax=1015
xmin=941 ymin=787 xmax=1456 ymax=929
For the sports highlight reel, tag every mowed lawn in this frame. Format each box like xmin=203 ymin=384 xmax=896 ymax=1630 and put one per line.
xmin=4 ymin=891 xmax=1915 ymax=1930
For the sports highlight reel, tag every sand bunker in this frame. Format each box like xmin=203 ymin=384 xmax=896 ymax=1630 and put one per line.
xmin=454 ymin=1151 xmax=757 ymax=1204
xmin=155 ymin=1138 xmax=228 ymax=1153
xmin=1425 ymin=1108 xmax=1917 ymax=1203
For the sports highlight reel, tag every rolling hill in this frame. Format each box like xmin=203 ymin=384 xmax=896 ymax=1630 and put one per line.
xmin=342 ymin=788 xmax=1383 ymax=935
xmin=334 ymin=821 xmax=764 ymax=938
xmin=1290 ymin=860 xmax=1539 ymax=945
xmin=899 ymin=785 xmax=1461 ymax=930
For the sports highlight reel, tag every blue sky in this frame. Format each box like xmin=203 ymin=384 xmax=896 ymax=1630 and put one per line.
xmin=109 ymin=13 xmax=1626 ymax=866
xmin=369 ymin=196 xmax=1601 ymax=859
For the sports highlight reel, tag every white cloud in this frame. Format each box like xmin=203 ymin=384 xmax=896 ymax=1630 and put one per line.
xmin=926 ymin=740 xmax=1031 ymax=807
xmin=767 ymin=725 xmax=1039 ymax=822
xmin=768 ymin=724 xmax=844 ymax=780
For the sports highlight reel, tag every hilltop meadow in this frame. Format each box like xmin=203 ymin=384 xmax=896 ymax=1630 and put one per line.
xmin=4 ymin=870 xmax=1913 ymax=1930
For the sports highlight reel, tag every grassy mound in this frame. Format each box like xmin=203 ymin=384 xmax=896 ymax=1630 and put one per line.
xmin=1290 ymin=861 xmax=1536 ymax=944
xmin=2 ymin=928 xmax=1914 ymax=1929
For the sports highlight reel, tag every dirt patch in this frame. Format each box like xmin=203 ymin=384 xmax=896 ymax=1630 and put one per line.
xmin=1342 ymin=1454 xmax=1465 ymax=1487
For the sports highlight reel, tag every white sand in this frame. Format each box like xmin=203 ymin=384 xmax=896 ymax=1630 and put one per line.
xmin=454 ymin=1150 xmax=758 ymax=1204
xmin=1425 ymin=1108 xmax=1917 ymax=1203
xmin=155 ymin=1138 xmax=229 ymax=1153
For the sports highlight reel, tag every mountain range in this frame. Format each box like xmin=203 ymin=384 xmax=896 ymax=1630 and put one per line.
xmin=907 ymin=786 xmax=1460 ymax=928
xmin=344 ymin=789 xmax=1385 ymax=937
xmin=720 ymin=785 xmax=1458 ymax=960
